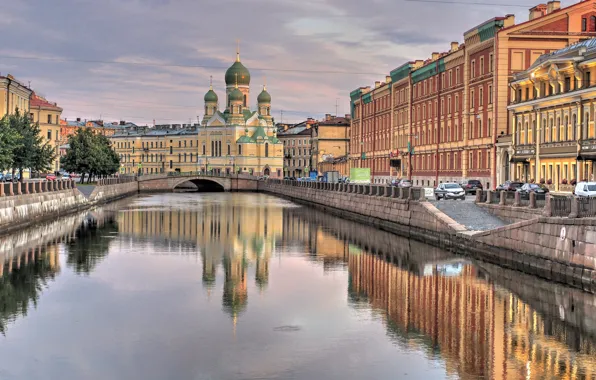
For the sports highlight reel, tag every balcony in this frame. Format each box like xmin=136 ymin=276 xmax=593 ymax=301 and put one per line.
xmin=579 ymin=138 xmax=596 ymax=160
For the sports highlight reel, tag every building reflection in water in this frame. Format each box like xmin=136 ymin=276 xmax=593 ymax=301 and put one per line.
xmin=0 ymin=204 xmax=122 ymax=334
xmin=282 ymin=205 xmax=596 ymax=380
xmin=115 ymin=194 xmax=282 ymax=323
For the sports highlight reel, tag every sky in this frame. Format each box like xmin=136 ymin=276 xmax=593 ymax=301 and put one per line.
xmin=0 ymin=0 xmax=567 ymax=125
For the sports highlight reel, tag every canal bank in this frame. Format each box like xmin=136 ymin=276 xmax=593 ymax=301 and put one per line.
xmin=0 ymin=179 xmax=138 ymax=235
xmin=260 ymin=180 xmax=596 ymax=291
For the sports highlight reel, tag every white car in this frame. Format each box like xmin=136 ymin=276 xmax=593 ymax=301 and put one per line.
xmin=434 ymin=183 xmax=466 ymax=201
xmin=574 ymin=181 xmax=596 ymax=197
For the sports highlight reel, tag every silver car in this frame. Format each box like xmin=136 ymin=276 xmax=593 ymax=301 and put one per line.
xmin=434 ymin=183 xmax=466 ymax=201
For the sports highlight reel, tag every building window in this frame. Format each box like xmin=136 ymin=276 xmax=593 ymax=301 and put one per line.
xmin=585 ymin=71 xmax=591 ymax=88
xmin=480 ymin=88 xmax=484 ymax=106
xmin=227 ymin=144 xmax=231 ymax=155
xmin=170 ymin=146 xmax=173 ymax=154
xmin=489 ymin=53 xmax=493 ymax=72
xmin=471 ymin=60 xmax=476 ymax=78
xmin=456 ymin=67 xmax=460 ymax=84
xmin=583 ymin=17 xmax=587 ymax=32
xmin=471 ymin=90 xmax=475 ymax=108
xmin=47 ymin=130 xmax=52 ymax=140
xmin=238 ymin=145 xmax=242 ymax=155
xmin=564 ymin=77 xmax=571 ymax=92
xmin=488 ymin=85 xmax=493 ymax=104
xmin=480 ymin=57 xmax=484 ymax=75
xmin=47 ymin=115 xmax=52 ymax=124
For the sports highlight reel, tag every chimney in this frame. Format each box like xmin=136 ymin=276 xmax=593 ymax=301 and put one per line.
xmin=432 ymin=52 xmax=440 ymax=61
xmin=504 ymin=14 xmax=515 ymax=28
xmin=386 ymin=75 xmax=391 ymax=83
xmin=414 ymin=60 xmax=424 ymax=69
xmin=450 ymin=42 xmax=459 ymax=52
xmin=546 ymin=0 xmax=560 ymax=13
xmin=76 ymin=117 xmax=81 ymax=122
xmin=120 ymin=120 xmax=125 ymax=125
xmin=325 ymin=114 xmax=332 ymax=121
xmin=375 ymin=81 xmax=381 ymax=88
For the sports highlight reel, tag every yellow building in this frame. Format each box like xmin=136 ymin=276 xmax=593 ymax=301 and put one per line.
xmin=198 ymin=49 xmax=283 ymax=177
xmin=508 ymin=38 xmax=596 ymax=192
xmin=111 ymin=125 xmax=200 ymax=175
xmin=30 ymin=93 xmax=63 ymax=172
xmin=0 ymin=74 xmax=31 ymax=117
xmin=312 ymin=114 xmax=351 ymax=175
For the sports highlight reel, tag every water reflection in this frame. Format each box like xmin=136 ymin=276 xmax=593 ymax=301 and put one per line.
xmin=0 ymin=193 xmax=593 ymax=379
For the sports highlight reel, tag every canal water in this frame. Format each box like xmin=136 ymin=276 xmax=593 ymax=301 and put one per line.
xmin=0 ymin=193 xmax=594 ymax=380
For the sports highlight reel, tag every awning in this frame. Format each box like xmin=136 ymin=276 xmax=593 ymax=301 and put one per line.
xmin=510 ymin=156 xmax=531 ymax=163
xmin=578 ymin=153 xmax=596 ymax=161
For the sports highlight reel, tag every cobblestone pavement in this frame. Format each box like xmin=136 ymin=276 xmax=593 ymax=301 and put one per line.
xmin=429 ymin=196 xmax=508 ymax=231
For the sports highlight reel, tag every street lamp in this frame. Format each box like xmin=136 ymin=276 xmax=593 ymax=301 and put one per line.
xmin=407 ymin=133 xmax=419 ymax=181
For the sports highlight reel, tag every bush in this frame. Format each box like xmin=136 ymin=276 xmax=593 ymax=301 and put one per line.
xmin=561 ymin=178 xmax=568 ymax=185
xmin=546 ymin=179 xmax=552 ymax=185
xmin=571 ymin=179 xmax=577 ymax=185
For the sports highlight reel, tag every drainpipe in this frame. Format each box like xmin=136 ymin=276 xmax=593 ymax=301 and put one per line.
xmin=435 ymin=61 xmax=442 ymax=187
xmin=6 ymin=76 xmax=11 ymax=113
xmin=491 ymin=31 xmax=500 ymax=190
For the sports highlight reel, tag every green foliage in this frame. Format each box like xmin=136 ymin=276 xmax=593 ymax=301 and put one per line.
xmin=61 ymin=129 xmax=120 ymax=182
xmin=0 ymin=109 xmax=54 ymax=177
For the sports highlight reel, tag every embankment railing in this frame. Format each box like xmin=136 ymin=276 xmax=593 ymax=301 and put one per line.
xmin=0 ymin=179 xmax=76 ymax=197
xmin=476 ymin=189 xmax=595 ymax=219
xmin=266 ymin=179 xmax=427 ymax=201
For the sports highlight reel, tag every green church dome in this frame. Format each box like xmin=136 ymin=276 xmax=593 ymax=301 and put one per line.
xmin=229 ymin=87 xmax=244 ymax=102
xmin=225 ymin=60 xmax=251 ymax=86
xmin=257 ymin=88 xmax=271 ymax=104
xmin=204 ymin=89 xmax=218 ymax=103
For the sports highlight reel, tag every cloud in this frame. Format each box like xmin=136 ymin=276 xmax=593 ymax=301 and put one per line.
xmin=0 ymin=0 xmax=551 ymax=124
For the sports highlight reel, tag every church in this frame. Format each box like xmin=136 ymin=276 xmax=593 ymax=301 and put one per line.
xmin=198 ymin=48 xmax=283 ymax=177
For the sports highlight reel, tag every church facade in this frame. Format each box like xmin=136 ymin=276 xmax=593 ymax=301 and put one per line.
xmin=198 ymin=49 xmax=283 ymax=177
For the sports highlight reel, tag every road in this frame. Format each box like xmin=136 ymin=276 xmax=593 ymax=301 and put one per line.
xmin=429 ymin=195 xmax=508 ymax=231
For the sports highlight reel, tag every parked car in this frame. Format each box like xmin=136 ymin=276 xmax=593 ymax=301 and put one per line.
xmin=3 ymin=174 xmax=19 ymax=182
xmin=517 ymin=183 xmax=549 ymax=199
xmin=398 ymin=179 xmax=413 ymax=188
xmin=460 ymin=179 xmax=483 ymax=195
xmin=434 ymin=183 xmax=466 ymax=201
xmin=46 ymin=174 xmax=57 ymax=181
xmin=574 ymin=181 xmax=596 ymax=197
xmin=496 ymin=181 xmax=524 ymax=192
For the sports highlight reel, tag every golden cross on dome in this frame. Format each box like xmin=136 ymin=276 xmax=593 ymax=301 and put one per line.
xmin=236 ymin=39 xmax=240 ymax=62
xmin=263 ymin=76 xmax=267 ymax=91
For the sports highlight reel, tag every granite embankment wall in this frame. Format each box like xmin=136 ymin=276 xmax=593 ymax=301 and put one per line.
xmin=259 ymin=180 xmax=467 ymax=246
xmin=0 ymin=179 xmax=139 ymax=234
xmin=260 ymin=181 xmax=596 ymax=290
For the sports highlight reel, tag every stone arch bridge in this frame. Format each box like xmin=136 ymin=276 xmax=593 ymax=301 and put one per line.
xmin=137 ymin=173 xmax=259 ymax=193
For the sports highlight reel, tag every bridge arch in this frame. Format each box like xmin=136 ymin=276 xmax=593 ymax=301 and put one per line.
xmin=171 ymin=177 xmax=230 ymax=192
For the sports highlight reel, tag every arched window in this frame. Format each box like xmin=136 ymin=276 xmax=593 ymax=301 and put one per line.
xmin=243 ymin=94 xmax=247 ymax=107
xmin=572 ymin=114 xmax=577 ymax=140
xmin=265 ymin=143 xmax=269 ymax=157
xmin=592 ymin=16 xmax=596 ymax=31
xmin=238 ymin=144 xmax=242 ymax=155
xmin=227 ymin=144 xmax=231 ymax=156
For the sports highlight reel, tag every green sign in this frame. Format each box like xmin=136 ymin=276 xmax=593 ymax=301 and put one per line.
xmin=137 ymin=164 xmax=142 ymax=169
xmin=350 ymin=168 xmax=371 ymax=183
xmin=361 ymin=152 xmax=366 ymax=160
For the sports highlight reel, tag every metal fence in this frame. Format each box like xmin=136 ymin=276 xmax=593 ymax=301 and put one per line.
xmin=578 ymin=197 xmax=596 ymax=218
xmin=551 ymin=195 xmax=572 ymax=217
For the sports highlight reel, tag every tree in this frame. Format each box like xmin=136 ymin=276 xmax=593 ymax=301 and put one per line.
xmin=0 ymin=116 xmax=21 ymax=172
xmin=7 ymin=109 xmax=55 ymax=180
xmin=61 ymin=129 xmax=120 ymax=183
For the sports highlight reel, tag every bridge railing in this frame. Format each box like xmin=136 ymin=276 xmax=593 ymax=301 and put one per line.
xmin=267 ymin=179 xmax=427 ymax=201
xmin=97 ymin=175 xmax=137 ymax=186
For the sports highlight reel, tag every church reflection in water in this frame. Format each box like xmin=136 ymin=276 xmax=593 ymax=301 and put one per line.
xmin=115 ymin=195 xmax=282 ymax=323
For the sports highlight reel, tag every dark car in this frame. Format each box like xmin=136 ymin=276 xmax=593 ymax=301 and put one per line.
xmin=460 ymin=179 xmax=483 ymax=194
xmin=517 ymin=183 xmax=549 ymax=199
xmin=496 ymin=181 xmax=524 ymax=191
